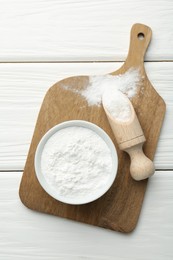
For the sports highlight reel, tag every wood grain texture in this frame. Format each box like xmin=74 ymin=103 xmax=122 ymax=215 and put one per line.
xmin=1 ymin=171 xmax=173 ymax=259
xmin=0 ymin=62 xmax=172 ymax=171
xmin=19 ymin=24 xmax=165 ymax=233
xmin=0 ymin=0 xmax=172 ymax=61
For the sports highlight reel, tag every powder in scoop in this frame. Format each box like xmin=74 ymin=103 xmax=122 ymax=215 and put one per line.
xmin=63 ymin=68 xmax=140 ymax=106
xmin=102 ymin=89 xmax=132 ymax=122
xmin=41 ymin=126 xmax=112 ymax=199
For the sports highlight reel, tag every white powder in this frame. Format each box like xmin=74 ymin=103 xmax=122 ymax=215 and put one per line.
xmin=41 ymin=126 xmax=112 ymax=200
xmin=63 ymin=68 xmax=141 ymax=106
xmin=102 ymin=89 xmax=132 ymax=122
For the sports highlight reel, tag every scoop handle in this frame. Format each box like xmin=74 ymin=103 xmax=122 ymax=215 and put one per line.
xmin=125 ymin=143 xmax=155 ymax=181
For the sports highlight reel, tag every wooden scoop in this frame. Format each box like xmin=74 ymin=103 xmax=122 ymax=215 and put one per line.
xmin=102 ymin=94 xmax=155 ymax=181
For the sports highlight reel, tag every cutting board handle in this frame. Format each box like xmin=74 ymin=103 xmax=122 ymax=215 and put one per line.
xmin=125 ymin=23 xmax=152 ymax=68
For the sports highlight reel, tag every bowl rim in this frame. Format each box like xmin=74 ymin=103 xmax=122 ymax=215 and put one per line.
xmin=34 ymin=120 xmax=118 ymax=205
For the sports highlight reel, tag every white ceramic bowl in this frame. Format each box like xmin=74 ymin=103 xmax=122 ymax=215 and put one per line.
xmin=35 ymin=120 xmax=118 ymax=205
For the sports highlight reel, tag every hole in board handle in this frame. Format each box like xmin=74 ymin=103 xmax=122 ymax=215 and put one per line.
xmin=137 ymin=32 xmax=145 ymax=40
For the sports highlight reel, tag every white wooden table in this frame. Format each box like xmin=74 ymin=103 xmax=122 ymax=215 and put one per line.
xmin=0 ymin=1 xmax=173 ymax=259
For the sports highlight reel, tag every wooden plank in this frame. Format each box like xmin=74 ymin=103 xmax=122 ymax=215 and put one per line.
xmin=0 ymin=62 xmax=172 ymax=170
xmin=0 ymin=171 xmax=173 ymax=259
xmin=0 ymin=0 xmax=172 ymax=61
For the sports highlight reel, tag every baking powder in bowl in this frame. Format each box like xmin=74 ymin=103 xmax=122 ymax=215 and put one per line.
xmin=41 ymin=126 xmax=113 ymax=200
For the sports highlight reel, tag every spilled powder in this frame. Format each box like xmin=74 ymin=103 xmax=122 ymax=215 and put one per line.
xmin=63 ymin=68 xmax=141 ymax=106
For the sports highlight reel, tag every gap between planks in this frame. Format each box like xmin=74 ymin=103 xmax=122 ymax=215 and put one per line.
xmin=0 ymin=170 xmax=171 ymax=173
xmin=0 ymin=60 xmax=173 ymax=64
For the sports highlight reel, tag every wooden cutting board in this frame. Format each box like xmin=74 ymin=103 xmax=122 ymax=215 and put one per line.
xmin=19 ymin=23 xmax=166 ymax=233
